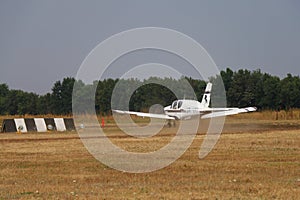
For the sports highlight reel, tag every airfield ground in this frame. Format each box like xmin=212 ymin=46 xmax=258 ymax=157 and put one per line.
xmin=0 ymin=113 xmax=299 ymax=199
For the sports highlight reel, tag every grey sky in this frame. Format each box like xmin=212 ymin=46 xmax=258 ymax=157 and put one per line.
xmin=0 ymin=0 xmax=299 ymax=94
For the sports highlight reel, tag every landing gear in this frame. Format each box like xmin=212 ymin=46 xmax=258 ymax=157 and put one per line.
xmin=167 ymin=119 xmax=176 ymax=127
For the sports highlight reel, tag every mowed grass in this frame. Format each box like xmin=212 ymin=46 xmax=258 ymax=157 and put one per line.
xmin=0 ymin=115 xmax=300 ymax=199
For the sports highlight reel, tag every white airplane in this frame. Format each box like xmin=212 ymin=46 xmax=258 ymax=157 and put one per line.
xmin=113 ymin=83 xmax=257 ymax=120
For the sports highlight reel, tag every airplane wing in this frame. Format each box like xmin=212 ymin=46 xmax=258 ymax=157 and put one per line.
xmin=112 ymin=110 xmax=175 ymax=120
xmin=201 ymin=107 xmax=257 ymax=119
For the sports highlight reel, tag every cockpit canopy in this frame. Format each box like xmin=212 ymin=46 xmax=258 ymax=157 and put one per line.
xmin=169 ymin=99 xmax=201 ymax=110
xmin=171 ymin=100 xmax=183 ymax=109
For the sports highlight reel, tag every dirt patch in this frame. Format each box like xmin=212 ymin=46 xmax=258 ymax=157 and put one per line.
xmin=0 ymin=119 xmax=299 ymax=199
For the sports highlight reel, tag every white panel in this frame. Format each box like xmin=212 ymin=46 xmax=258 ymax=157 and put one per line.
xmin=54 ymin=118 xmax=66 ymax=131
xmin=14 ymin=118 xmax=27 ymax=133
xmin=34 ymin=118 xmax=47 ymax=132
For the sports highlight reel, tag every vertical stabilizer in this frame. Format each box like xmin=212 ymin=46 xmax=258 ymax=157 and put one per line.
xmin=200 ymin=83 xmax=212 ymax=108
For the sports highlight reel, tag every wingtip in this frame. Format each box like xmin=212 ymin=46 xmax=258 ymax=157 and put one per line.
xmin=246 ymin=107 xmax=257 ymax=112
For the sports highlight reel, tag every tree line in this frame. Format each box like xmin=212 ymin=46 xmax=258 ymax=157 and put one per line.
xmin=0 ymin=68 xmax=299 ymax=115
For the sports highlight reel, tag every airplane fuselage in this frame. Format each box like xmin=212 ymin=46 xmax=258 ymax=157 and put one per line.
xmin=164 ymin=100 xmax=203 ymax=120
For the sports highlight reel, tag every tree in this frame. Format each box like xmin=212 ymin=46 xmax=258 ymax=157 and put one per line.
xmin=95 ymin=79 xmax=118 ymax=114
xmin=220 ymin=68 xmax=233 ymax=92
xmin=60 ymin=77 xmax=75 ymax=114
xmin=280 ymin=74 xmax=300 ymax=110
xmin=261 ymin=74 xmax=280 ymax=110
xmin=51 ymin=80 xmax=63 ymax=114
xmin=0 ymin=84 xmax=9 ymax=114
xmin=0 ymin=69 xmax=299 ymax=115
xmin=227 ymin=69 xmax=251 ymax=107
xmin=37 ymin=93 xmax=52 ymax=114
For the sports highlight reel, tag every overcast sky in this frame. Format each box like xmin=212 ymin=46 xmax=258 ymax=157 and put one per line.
xmin=0 ymin=0 xmax=299 ymax=94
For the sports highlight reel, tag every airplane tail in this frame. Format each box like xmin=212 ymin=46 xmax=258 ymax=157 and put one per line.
xmin=200 ymin=82 xmax=212 ymax=108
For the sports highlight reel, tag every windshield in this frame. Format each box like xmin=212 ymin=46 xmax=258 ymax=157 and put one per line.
xmin=172 ymin=101 xmax=177 ymax=109
xmin=177 ymin=101 xmax=183 ymax=108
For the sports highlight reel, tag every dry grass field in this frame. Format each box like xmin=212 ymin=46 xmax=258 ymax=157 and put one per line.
xmin=0 ymin=112 xmax=300 ymax=199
